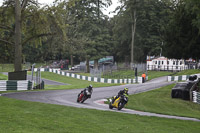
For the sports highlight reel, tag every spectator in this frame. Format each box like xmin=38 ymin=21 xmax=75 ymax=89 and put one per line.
xmin=142 ymin=73 xmax=146 ymax=83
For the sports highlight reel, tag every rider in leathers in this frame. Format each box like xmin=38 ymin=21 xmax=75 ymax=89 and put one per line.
xmin=112 ymin=88 xmax=128 ymax=103
xmin=81 ymin=84 xmax=93 ymax=98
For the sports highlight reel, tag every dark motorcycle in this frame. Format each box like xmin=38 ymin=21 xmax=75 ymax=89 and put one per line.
xmin=109 ymin=94 xmax=128 ymax=110
xmin=77 ymin=89 xmax=92 ymax=103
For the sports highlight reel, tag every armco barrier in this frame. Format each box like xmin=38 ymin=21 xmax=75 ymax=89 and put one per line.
xmin=0 ymin=80 xmax=32 ymax=91
xmin=168 ymin=74 xmax=200 ymax=82
xmin=193 ymin=91 xmax=200 ymax=104
xmin=168 ymin=75 xmax=189 ymax=81
xmin=47 ymin=68 xmax=143 ymax=84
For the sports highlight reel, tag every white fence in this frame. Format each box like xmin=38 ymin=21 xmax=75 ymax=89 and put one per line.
xmin=147 ymin=65 xmax=189 ymax=71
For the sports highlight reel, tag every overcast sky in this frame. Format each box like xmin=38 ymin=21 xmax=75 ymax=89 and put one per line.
xmin=0 ymin=0 xmax=120 ymax=17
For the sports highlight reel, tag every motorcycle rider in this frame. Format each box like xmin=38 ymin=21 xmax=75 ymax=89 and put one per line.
xmin=81 ymin=84 xmax=93 ymax=98
xmin=112 ymin=88 xmax=128 ymax=103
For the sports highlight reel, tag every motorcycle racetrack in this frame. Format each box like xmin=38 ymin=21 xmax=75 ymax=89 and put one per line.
xmin=2 ymin=76 xmax=200 ymax=122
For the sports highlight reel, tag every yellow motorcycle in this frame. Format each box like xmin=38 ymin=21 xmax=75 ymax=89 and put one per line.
xmin=109 ymin=94 xmax=128 ymax=110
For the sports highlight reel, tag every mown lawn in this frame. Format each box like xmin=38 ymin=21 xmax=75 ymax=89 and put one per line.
xmin=0 ymin=63 xmax=49 ymax=72
xmin=1 ymin=69 xmax=200 ymax=132
xmin=0 ymin=73 xmax=7 ymax=80
xmin=173 ymin=69 xmax=200 ymax=76
xmin=0 ymin=96 xmax=200 ymax=133
xmin=146 ymin=71 xmax=173 ymax=80
xmin=40 ymin=72 xmax=120 ymax=90
xmin=127 ymin=84 xmax=200 ymax=119
xmin=76 ymin=70 xmax=173 ymax=80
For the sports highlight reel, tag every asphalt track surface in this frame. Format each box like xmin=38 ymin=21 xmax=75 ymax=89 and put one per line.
xmin=2 ymin=76 xmax=200 ymax=122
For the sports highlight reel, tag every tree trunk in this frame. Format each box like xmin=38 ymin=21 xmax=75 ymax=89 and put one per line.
xmin=130 ymin=9 xmax=137 ymax=69
xmin=86 ymin=56 xmax=90 ymax=73
xmin=94 ymin=59 xmax=98 ymax=70
xmin=70 ymin=55 xmax=74 ymax=67
xmin=14 ymin=0 xmax=22 ymax=71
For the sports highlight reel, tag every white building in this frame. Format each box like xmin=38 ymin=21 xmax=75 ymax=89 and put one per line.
xmin=147 ymin=56 xmax=188 ymax=71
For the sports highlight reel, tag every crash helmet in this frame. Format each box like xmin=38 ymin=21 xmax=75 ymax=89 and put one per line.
xmin=124 ymin=88 xmax=128 ymax=94
xmin=88 ymin=84 xmax=93 ymax=92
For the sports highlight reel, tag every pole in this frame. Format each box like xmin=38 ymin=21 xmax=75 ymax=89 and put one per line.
xmin=31 ymin=63 xmax=35 ymax=81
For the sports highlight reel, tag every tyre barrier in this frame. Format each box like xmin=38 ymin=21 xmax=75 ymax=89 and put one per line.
xmin=171 ymin=77 xmax=199 ymax=101
xmin=193 ymin=91 xmax=200 ymax=104
xmin=171 ymin=82 xmax=191 ymax=100
xmin=0 ymin=80 xmax=32 ymax=91
xmin=168 ymin=74 xmax=200 ymax=81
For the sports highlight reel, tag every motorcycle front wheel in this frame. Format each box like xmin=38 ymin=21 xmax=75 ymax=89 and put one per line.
xmin=109 ymin=102 xmax=113 ymax=109
xmin=117 ymin=101 xmax=124 ymax=110
xmin=77 ymin=97 xmax=80 ymax=102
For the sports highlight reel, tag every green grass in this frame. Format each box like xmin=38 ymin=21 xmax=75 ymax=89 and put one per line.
xmin=40 ymin=72 xmax=120 ymax=90
xmin=102 ymin=70 xmax=135 ymax=79
xmin=147 ymin=71 xmax=173 ymax=80
xmin=0 ymin=73 xmax=8 ymax=80
xmin=1 ymin=69 xmax=200 ymax=132
xmin=173 ymin=69 xmax=200 ymax=76
xmin=127 ymin=84 xmax=200 ymax=119
xmin=76 ymin=73 xmax=91 ymax=76
xmin=78 ymin=70 xmax=172 ymax=80
xmin=0 ymin=96 xmax=200 ymax=133
xmin=102 ymin=70 xmax=174 ymax=80
xmin=0 ymin=64 xmax=14 ymax=72
xmin=0 ymin=63 xmax=49 ymax=72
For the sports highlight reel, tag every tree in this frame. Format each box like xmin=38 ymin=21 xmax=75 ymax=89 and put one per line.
xmin=63 ymin=0 xmax=112 ymax=71
xmin=163 ymin=0 xmax=200 ymax=59
xmin=1 ymin=0 xmax=46 ymax=71
xmin=112 ymin=0 xmax=173 ymax=62
xmin=14 ymin=0 xmax=22 ymax=71
xmin=0 ymin=0 xmax=69 ymax=67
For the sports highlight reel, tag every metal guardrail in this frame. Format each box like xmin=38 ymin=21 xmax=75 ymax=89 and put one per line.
xmin=0 ymin=80 xmax=32 ymax=91
xmin=189 ymin=78 xmax=199 ymax=102
xmin=193 ymin=91 xmax=200 ymax=104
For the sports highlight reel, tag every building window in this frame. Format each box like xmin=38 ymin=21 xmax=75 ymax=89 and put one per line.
xmin=162 ymin=61 xmax=164 ymax=65
xmin=167 ymin=61 xmax=169 ymax=65
xmin=173 ymin=61 xmax=175 ymax=65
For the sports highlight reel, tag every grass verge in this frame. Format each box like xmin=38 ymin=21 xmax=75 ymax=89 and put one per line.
xmin=0 ymin=96 xmax=200 ymax=133
xmin=0 ymin=73 xmax=7 ymax=80
xmin=127 ymin=84 xmax=200 ymax=119
xmin=40 ymin=72 xmax=120 ymax=90
xmin=146 ymin=71 xmax=173 ymax=80
xmin=172 ymin=69 xmax=200 ymax=76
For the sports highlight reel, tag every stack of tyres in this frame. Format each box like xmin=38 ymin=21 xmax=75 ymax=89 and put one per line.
xmin=171 ymin=82 xmax=190 ymax=100
xmin=189 ymin=75 xmax=197 ymax=81
xmin=171 ymin=75 xmax=198 ymax=100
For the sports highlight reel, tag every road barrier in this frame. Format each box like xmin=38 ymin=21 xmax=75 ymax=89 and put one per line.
xmin=168 ymin=75 xmax=190 ymax=81
xmin=193 ymin=91 xmax=200 ymax=104
xmin=168 ymin=74 xmax=200 ymax=82
xmin=47 ymin=68 xmax=143 ymax=84
xmin=0 ymin=80 xmax=32 ymax=91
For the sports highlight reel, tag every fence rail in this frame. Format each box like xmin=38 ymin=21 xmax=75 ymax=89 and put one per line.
xmin=147 ymin=65 xmax=191 ymax=71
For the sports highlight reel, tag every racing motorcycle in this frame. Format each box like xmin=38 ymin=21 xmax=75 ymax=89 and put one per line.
xmin=109 ymin=94 xmax=128 ymax=110
xmin=77 ymin=89 xmax=92 ymax=103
